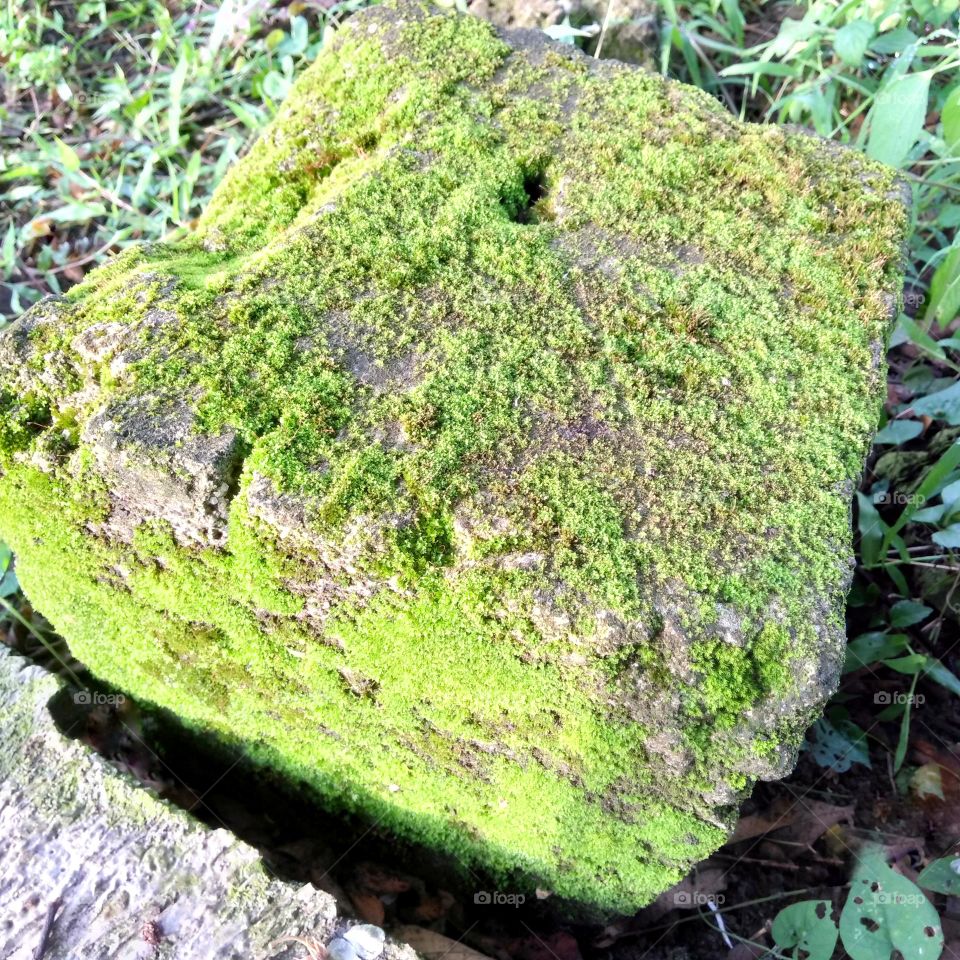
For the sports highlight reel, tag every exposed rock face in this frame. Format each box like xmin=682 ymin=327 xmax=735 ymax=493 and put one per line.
xmin=0 ymin=649 xmax=418 ymax=960
xmin=0 ymin=0 xmax=906 ymax=914
xmin=468 ymin=0 xmax=658 ymax=65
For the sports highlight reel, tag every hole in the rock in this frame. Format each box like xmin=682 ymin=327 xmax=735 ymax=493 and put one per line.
xmin=501 ymin=166 xmax=551 ymax=225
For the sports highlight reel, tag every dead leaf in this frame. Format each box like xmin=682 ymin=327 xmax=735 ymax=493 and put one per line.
xmin=729 ymin=797 xmax=853 ymax=847
xmin=393 ymin=926 xmax=494 ymax=960
xmin=348 ymin=889 xmax=386 ymax=926
xmin=412 ymin=890 xmax=455 ymax=923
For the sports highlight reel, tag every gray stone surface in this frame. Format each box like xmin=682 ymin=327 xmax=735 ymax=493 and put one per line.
xmin=469 ymin=0 xmax=658 ymax=63
xmin=0 ymin=648 xmax=417 ymax=960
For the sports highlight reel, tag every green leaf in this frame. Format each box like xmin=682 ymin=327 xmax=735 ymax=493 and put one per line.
xmin=866 ymin=70 xmax=933 ymax=168
xmin=131 ymin=153 xmax=156 ymax=208
xmin=912 ymin=382 xmax=960 ymax=424
xmin=924 ymin=245 xmax=960 ymax=329
xmin=840 ymin=844 xmax=943 ymax=960
xmin=933 ymin=525 xmax=960 ymax=548
xmin=912 ymin=504 xmax=947 ymax=523
xmin=8 ymin=184 xmax=41 ymax=201
xmin=772 ymin=900 xmax=838 ymax=960
xmin=717 ymin=61 xmax=800 ymax=81
xmin=884 ymin=654 xmax=929 ymax=675
xmin=871 ymin=27 xmax=919 ymax=55
xmin=808 ymin=714 xmax=871 ymax=772
xmin=875 ymin=420 xmax=923 ymax=445
xmin=54 ymin=136 xmax=81 ymax=172
xmin=910 ymin=0 xmax=960 ymax=27
xmin=941 ymin=477 xmax=960 ymax=506
xmin=45 ymin=202 xmax=107 ymax=224
xmin=226 ymin=98 xmax=263 ymax=130
xmin=944 ymin=86 xmax=960 ymax=154
xmin=262 ymin=70 xmax=291 ymax=100
xmin=858 ymin=491 xmax=886 ymax=567
xmin=922 ymin=657 xmax=960 ymax=696
xmin=168 ymin=51 xmax=189 ymax=148
xmin=1 ymin=222 xmax=16 ymax=276
xmin=917 ymin=855 xmax=960 ymax=895
xmin=281 ymin=15 xmax=309 ymax=55
xmin=845 ymin=633 xmax=909 ymax=673
xmin=765 ymin=16 xmax=819 ymax=59
xmin=882 ymin=443 xmax=960 ymax=553
xmin=899 ymin=314 xmax=947 ymax=360
xmin=890 ymin=600 xmax=933 ymax=628
xmin=894 ymin=681 xmax=915 ymax=772
xmin=0 ymin=566 xmax=18 ymax=599
xmin=835 ymin=19 xmax=876 ymax=67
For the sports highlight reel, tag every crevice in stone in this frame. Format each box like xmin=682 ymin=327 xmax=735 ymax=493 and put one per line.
xmin=501 ymin=163 xmax=552 ymax=225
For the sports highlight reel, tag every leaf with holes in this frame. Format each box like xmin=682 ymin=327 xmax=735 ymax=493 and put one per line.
xmin=840 ymin=844 xmax=943 ymax=960
xmin=917 ymin=855 xmax=960 ymax=895
xmin=808 ymin=713 xmax=871 ymax=772
xmin=771 ymin=900 xmax=838 ymax=960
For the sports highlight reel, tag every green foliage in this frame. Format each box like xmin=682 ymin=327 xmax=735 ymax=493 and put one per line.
xmin=0 ymin=0 xmax=367 ymax=318
xmin=808 ymin=709 xmax=871 ymax=772
xmin=917 ymin=855 xmax=960 ymax=895
xmin=775 ymin=846 xmax=949 ymax=960
xmin=840 ymin=845 xmax=943 ymax=960
xmin=771 ymin=899 xmax=838 ymax=960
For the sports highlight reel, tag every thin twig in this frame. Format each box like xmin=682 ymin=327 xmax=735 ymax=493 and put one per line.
xmin=594 ymin=0 xmax=614 ymax=60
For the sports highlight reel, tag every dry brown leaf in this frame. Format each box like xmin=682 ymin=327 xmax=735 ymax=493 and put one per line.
xmin=393 ymin=926 xmax=494 ymax=960
xmin=730 ymin=797 xmax=853 ymax=847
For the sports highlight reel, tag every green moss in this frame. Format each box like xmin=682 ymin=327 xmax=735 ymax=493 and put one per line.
xmin=690 ymin=623 xmax=794 ymax=729
xmin=0 ymin=0 xmax=906 ymax=914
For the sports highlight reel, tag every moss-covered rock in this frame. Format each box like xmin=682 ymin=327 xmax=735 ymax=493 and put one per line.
xmin=0 ymin=0 xmax=906 ymax=914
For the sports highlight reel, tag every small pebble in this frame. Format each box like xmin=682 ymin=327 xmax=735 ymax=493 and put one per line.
xmin=327 ymin=938 xmax=359 ymax=960
xmin=344 ymin=923 xmax=386 ymax=960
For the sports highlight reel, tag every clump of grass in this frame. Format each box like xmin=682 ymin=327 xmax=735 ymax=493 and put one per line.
xmin=0 ymin=0 xmax=372 ymax=319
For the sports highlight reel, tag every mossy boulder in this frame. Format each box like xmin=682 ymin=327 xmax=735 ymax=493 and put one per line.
xmin=0 ymin=0 xmax=906 ymax=914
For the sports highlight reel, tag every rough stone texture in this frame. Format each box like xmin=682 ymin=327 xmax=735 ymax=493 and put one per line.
xmin=0 ymin=0 xmax=907 ymax=914
xmin=0 ymin=648 xmax=419 ymax=960
xmin=468 ymin=0 xmax=658 ymax=64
